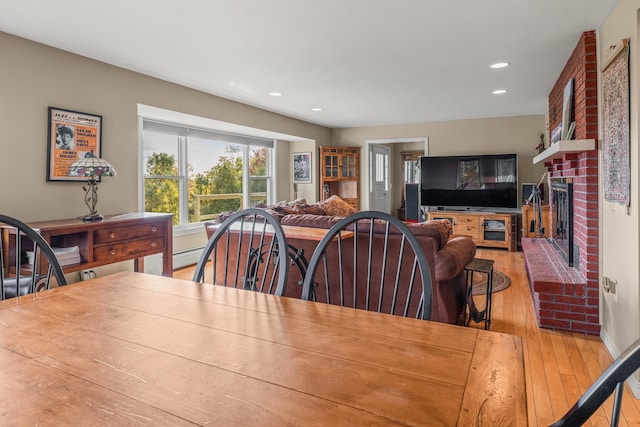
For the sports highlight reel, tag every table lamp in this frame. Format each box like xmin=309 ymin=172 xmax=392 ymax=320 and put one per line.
xmin=68 ymin=151 xmax=116 ymax=222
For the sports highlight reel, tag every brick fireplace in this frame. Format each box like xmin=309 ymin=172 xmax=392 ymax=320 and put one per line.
xmin=550 ymin=179 xmax=576 ymax=266
xmin=522 ymin=31 xmax=600 ymax=335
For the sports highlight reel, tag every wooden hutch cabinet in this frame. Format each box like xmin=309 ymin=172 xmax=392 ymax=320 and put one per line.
xmin=319 ymin=146 xmax=360 ymax=209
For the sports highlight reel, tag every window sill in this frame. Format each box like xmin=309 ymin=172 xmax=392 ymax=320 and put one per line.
xmin=174 ymin=223 xmax=207 ymax=237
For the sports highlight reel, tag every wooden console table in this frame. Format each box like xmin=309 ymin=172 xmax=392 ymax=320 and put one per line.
xmin=25 ymin=213 xmax=173 ymax=277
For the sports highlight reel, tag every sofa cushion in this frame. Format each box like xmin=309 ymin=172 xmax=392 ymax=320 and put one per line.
xmin=274 ymin=198 xmax=307 ymax=207
xmin=272 ymin=205 xmax=299 ymax=216
xmin=280 ymin=214 xmax=343 ymax=229
xmin=293 ymin=204 xmax=327 ymax=215
xmin=216 ymin=208 xmax=285 ymax=223
xmin=217 ymin=210 xmax=236 ymax=223
xmin=318 ymin=195 xmax=357 ymax=217
xmin=347 ymin=219 xmax=448 ymax=249
xmin=406 ymin=220 xmax=452 ymax=249
xmin=282 ymin=214 xmax=452 ymax=249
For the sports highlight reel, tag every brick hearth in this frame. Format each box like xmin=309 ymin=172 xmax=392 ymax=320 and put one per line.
xmin=523 ymin=30 xmax=600 ymax=335
xmin=522 ymin=238 xmax=599 ymax=334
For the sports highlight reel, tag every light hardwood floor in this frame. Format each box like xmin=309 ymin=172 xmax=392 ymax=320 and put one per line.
xmin=174 ymin=248 xmax=640 ymax=426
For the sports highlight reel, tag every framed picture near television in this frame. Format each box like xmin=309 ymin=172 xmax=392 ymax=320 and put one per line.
xmin=550 ymin=123 xmax=563 ymax=144
xmin=561 ymin=78 xmax=574 ymax=140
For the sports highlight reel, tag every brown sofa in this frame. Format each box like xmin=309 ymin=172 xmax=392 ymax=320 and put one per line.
xmin=205 ymin=199 xmax=476 ymax=325
xmin=279 ymin=214 xmax=475 ymax=324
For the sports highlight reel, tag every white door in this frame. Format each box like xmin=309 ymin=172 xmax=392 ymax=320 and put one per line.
xmin=369 ymin=145 xmax=390 ymax=213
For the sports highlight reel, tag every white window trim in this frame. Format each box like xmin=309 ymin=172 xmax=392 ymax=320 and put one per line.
xmin=137 ymin=104 xmax=314 ymax=213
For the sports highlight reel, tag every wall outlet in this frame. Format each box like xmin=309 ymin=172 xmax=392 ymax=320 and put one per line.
xmin=602 ymin=276 xmax=617 ymax=303
xmin=80 ymin=269 xmax=96 ymax=281
xmin=610 ymin=278 xmax=618 ymax=304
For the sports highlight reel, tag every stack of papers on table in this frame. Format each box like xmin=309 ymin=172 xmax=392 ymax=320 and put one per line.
xmin=28 ymin=246 xmax=81 ymax=267
xmin=52 ymin=246 xmax=81 ymax=266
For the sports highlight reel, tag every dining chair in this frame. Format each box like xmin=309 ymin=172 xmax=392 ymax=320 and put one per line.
xmin=301 ymin=210 xmax=433 ymax=320
xmin=204 ymin=219 xmax=309 ymax=296
xmin=549 ymin=337 xmax=640 ymax=427
xmin=193 ymin=208 xmax=289 ymax=296
xmin=0 ymin=214 xmax=67 ymax=300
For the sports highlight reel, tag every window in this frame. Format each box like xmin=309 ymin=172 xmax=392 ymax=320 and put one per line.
xmin=142 ymin=120 xmax=273 ymax=226
xmin=374 ymin=151 xmax=389 ymax=191
xmin=401 ymin=151 xmax=423 ymax=186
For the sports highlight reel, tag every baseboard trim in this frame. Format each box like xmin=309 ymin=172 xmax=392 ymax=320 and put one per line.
xmin=601 ymin=329 xmax=640 ymax=398
xmin=173 ymin=247 xmax=204 ymax=269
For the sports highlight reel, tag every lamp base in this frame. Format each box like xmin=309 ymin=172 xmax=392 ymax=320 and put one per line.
xmin=82 ymin=213 xmax=104 ymax=222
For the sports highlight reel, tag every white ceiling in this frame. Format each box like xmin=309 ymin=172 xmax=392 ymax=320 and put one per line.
xmin=0 ymin=0 xmax=618 ymax=129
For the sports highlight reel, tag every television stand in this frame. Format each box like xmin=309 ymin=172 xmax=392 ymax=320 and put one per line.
xmin=427 ymin=210 xmax=519 ymax=251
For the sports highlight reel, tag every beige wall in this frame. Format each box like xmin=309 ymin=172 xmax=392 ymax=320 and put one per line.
xmin=333 ymin=115 xmax=547 ymax=211
xmin=0 ymin=32 xmax=332 ymax=223
xmin=598 ymin=0 xmax=640 ymax=385
xmin=0 ymin=32 xmax=332 ymax=278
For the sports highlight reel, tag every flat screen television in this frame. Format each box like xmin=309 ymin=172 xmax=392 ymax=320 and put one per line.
xmin=420 ymin=153 xmax=518 ymax=209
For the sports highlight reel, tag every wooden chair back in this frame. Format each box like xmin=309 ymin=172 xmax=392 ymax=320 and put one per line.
xmin=0 ymin=214 xmax=67 ymax=300
xmin=301 ymin=211 xmax=432 ymax=319
xmin=193 ymin=208 xmax=289 ymax=296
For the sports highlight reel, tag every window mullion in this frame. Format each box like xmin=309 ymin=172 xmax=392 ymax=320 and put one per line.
xmin=242 ymin=145 xmax=250 ymax=208
xmin=179 ymin=136 xmax=189 ymax=225
xmin=267 ymin=144 xmax=274 ymax=204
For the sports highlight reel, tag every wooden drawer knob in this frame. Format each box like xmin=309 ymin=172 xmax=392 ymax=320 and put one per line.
xmin=110 ymin=249 xmax=117 ymax=255
xmin=150 ymin=241 xmax=157 ymax=248
xmin=150 ymin=226 xmax=157 ymax=232
xmin=109 ymin=232 xmax=115 ymax=239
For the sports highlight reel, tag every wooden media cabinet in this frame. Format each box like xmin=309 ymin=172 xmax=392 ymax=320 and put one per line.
xmin=427 ymin=210 xmax=519 ymax=251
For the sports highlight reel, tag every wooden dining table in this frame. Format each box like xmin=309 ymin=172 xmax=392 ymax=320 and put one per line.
xmin=0 ymin=271 xmax=527 ymax=426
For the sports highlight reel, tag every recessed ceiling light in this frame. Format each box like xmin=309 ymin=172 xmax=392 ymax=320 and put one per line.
xmin=492 ymin=89 xmax=508 ymax=95
xmin=490 ymin=62 xmax=510 ymax=69
xmin=268 ymin=92 xmax=283 ymax=97
xmin=311 ymin=107 xmax=323 ymax=112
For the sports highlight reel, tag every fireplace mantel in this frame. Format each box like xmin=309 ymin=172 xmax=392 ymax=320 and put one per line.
xmin=533 ymin=139 xmax=596 ymax=164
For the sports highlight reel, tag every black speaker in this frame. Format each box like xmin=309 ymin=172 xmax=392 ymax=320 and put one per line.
xmin=522 ymin=183 xmax=545 ymax=204
xmin=405 ymin=184 xmax=422 ymax=222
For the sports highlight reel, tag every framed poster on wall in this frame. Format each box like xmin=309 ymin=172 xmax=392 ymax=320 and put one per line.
xmin=47 ymin=106 xmax=103 ymax=181
xmin=292 ymin=152 xmax=312 ymax=183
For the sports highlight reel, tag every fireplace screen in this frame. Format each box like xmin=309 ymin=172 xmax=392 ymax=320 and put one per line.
xmin=551 ymin=180 xmax=575 ymax=266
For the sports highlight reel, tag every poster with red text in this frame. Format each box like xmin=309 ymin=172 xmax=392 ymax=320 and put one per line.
xmin=47 ymin=107 xmax=102 ymax=181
